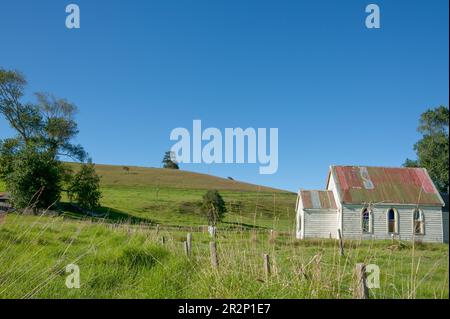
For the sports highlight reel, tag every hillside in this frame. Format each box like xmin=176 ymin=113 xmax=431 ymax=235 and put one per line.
xmin=63 ymin=163 xmax=297 ymax=230
xmin=77 ymin=163 xmax=288 ymax=192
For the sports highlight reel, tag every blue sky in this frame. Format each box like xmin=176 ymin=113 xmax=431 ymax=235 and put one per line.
xmin=0 ymin=0 xmax=448 ymax=192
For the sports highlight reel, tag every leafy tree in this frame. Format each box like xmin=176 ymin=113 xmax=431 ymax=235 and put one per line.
xmin=0 ymin=69 xmax=40 ymax=143
xmin=0 ymin=138 xmax=21 ymax=180
xmin=35 ymin=92 xmax=86 ymax=161
xmin=4 ymin=147 xmax=62 ymax=210
xmin=68 ymin=161 xmax=102 ymax=211
xmin=201 ymin=190 xmax=227 ymax=226
xmin=122 ymin=166 xmax=130 ymax=173
xmin=1 ymin=67 xmax=93 ymax=210
xmin=0 ymin=68 xmax=86 ymax=162
xmin=404 ymin=106 xmax=449 ymax=193
xmin=162 ymin=151 xmax=179 ymax=169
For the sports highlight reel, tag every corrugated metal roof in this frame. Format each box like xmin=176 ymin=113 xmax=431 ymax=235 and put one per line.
xmin=331 ymin=166 xmax=444 ymax=206
xmin=300 ymin=190 xmax=337 ymax=210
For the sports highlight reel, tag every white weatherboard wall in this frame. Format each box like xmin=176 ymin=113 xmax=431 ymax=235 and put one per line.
xmin=295 ymin=191 xmax=302 ymax=239
xmin=302 ymin=210 xmax=337 ymax=239
xmin=341 ymin=205 xmax=444 ymax=243
xmin=326 ymin=170 xmax=343 ymax=236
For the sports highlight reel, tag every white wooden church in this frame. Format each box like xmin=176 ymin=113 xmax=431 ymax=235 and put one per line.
xmin=296 ymin=166 xmax=449 ymax=243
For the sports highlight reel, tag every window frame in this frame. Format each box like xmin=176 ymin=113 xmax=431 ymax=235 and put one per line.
xmin=361 ymin=208 xmax=373 ymax=234
xmin=413 ymin=208 xmax=425 ymax=235
xmin=387 ymin=208 xmax=399 ymax=234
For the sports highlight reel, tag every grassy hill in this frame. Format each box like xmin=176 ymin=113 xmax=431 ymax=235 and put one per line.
xmin=63 ymin=163 xmax=297 ymax=231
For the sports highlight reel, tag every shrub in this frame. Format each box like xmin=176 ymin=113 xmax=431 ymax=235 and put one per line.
xmin=68 ymin=161 xmax=102 ymax=211
xmin=5 ymin=147 xmax=61 ymax=210
xmin=201 ymin=189 xmax=227 ymax=226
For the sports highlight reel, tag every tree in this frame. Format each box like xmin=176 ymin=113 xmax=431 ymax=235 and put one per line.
xmin=403 ymin=158 xmax=419 ymax=168
xmin=404 ymin=106 xmax=449 ymax=193
xmin=162 ymin=151 xmax=179 ymax=169
xmin=201 ymin=190 xmax=227 ymax=226
xmin=68 ymin=161 xmax=102 ymax=211
xmin=1 ymin=67 xmax=93 ymax=210
xmin=0 ymin=69 xmax=40 ymax=143
xmin=35 ymin=92 xmax=86 ymax=161
xmin=0 ymin=138 xmax=21 ymax=180
xmin=0 ymin=68 xmax=86 ymax=162
xmin=4 ymin=147 xmax=62 ymax=210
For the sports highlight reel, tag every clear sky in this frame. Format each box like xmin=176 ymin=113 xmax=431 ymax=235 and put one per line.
xmin=0 ymin=0 xmax=448 ymax=192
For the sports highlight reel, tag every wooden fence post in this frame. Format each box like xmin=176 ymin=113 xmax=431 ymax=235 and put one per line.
xmin=155 ymin=224 xmax=160 ymax=235
xmin=355 ymin=263 xmax=369 ymax=299
xmin=208 ymin=226 xmax=216 ymax=238
xmin=263 ymin=253 xmax=271 ymax=281
xmin=160 ymin=236 xmax=166 ymax=245
xmin=187 ymin=233 xmax=192 ymax=255
xmin=183 ymin=241 xmax=189 ymax=256
xmin=337 ymin=229 xmax=344 ymax=256
xmin=210 ymin=241 xmax=218 ymax=269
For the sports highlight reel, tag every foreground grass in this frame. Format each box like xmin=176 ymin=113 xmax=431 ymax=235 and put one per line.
xmin=0 ymin=214 xmax=448 ymax=299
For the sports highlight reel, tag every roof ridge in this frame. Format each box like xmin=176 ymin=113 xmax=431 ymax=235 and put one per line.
xmin=330 ymin=164 xmax=426 ymax=170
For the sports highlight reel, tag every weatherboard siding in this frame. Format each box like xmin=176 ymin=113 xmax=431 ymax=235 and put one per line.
xmin=341 ymin=205 xmax=444 ymax=243
xmin=303 ymin=210 xmax=337 ymax=239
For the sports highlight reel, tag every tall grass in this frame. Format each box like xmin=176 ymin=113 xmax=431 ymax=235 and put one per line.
xmin=0 ymin=212 xmax=448 ymax=299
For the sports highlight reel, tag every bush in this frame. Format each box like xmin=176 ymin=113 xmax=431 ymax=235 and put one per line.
xmin=68 ymin=161 xmax=102 ymax=211
xmin=5 ymin=148 xmax=61 ymax=210
xmin=201 ymin=189 xmax=227 ymax=226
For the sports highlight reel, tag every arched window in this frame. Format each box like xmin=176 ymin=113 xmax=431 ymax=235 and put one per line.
xmin=413 ymin=209 xmax=424 ymax=235
xmin=362 ymin=208 xmax=372 ymax=233
xmin=388 ymin=209 xmax=398 ymax=234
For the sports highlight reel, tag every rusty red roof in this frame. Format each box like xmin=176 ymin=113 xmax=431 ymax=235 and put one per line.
xmin=329 ymin=166 xmax=444 ymax=206
xmin=300 ymin=190 xmax=337 ymax=210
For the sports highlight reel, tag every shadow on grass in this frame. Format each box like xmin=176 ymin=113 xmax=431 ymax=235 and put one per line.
xmin=221 ymin=221 xmax=268 ymax=230
xmin=59 ymin=202 xmax=154 ymax=225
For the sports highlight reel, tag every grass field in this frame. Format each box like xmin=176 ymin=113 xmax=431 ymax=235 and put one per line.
xmin=0 ymin=214 xmax=448 ymax=299
xmin=0 ymin=164 xmax=448 ymax=299
xmin=62 ymin=163 xmax=297 ymax=230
